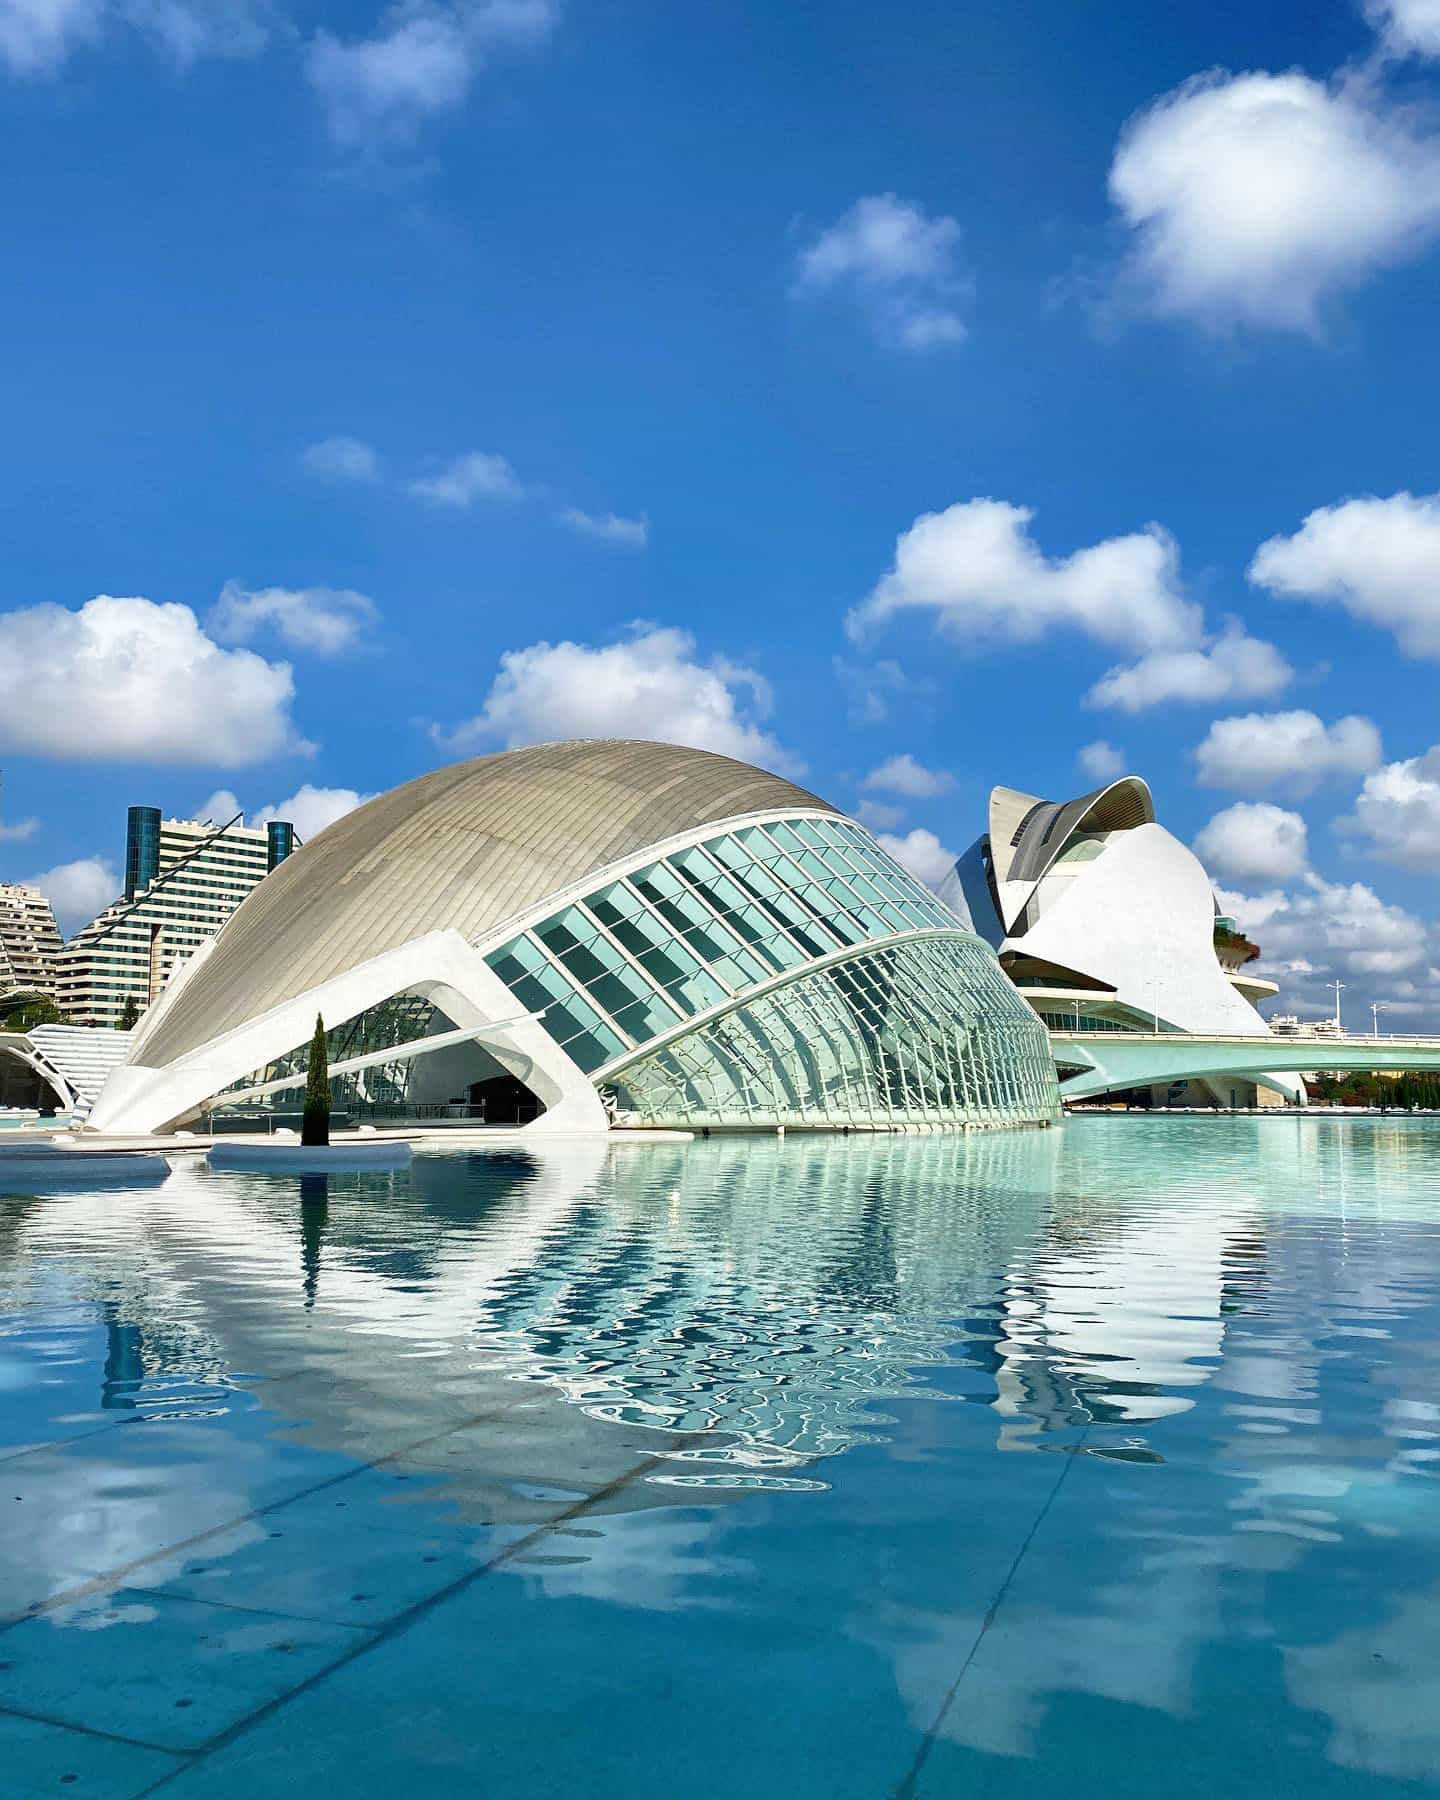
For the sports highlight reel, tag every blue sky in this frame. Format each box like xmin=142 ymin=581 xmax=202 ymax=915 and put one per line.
xmin=3 ymin=0 xmax=1440 ymax=1024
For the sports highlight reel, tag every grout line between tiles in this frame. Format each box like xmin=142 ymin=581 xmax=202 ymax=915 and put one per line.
xmin=0 ymin=1393 xmax=541 ymax=1633
xmin=890 ymin=1429 xmax=1090 ymax=1800
xmin=132 ymin=1450 xmax=676 ymax=1795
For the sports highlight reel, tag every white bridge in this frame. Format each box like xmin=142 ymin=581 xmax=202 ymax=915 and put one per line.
xmin=1047 ymin=1029 xmax=1440 ymax=1102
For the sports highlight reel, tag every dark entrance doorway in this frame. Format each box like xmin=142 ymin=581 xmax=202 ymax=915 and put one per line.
xmin=467 ymin=1073 xmax=544 ymax=1126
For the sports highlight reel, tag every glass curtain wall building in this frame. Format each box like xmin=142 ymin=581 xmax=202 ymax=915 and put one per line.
xmin=89 ymin=742 xmax=1060 ymax=1137
xmin=484 ymin=816 xmax=1055 ymax=1128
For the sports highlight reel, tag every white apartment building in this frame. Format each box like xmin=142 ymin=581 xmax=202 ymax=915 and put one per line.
xmin=57 ymin=809 xmax=292 ymax=1029
xmin=0 ymin=884 xmax=64 ymax=999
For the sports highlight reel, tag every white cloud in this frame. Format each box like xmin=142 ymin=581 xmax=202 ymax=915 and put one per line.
xmin=407 ymin=450 xmax=524 ymax=507
xmin=1078 ymin=740 xmax=1126 ymax=782
xmin=208 ymin=582 xmax=379 ymax=657
xmin=1338 ymin=747 xmax=1440 ymax=870
xmin=0 ymin=816 xmax=40 ymax=842
xmin=855 ymin=798 xmax=905 ymax=832
xmin=1193 ymin=709 xmax=1382 ymax=793
xmin=23 ymin=857 xmax=119 ymax=933
xmin=558 ymin=508 xmax=648 ymax=548
xmin=1249 ymin=491 xmax=1440 ymax=659
xmin=306 ymin=0 xmax=558 ymax=148
xmin=833 ymin=656 xmax=909 ymax=726
xmin=849 ymin=499 xmax=1200 ymax=652
xmin=0 ymin=595 xmax=308 ymax=766
xmin=1 ymin=0 xmax=104 ymax=70
xmin=302 ymin=436 xmax=381 ymax=483
xmin=435 ymin=626 xmax=801 ymax=775
xmin=1085 ymin=624 xmax=1293 ymax=713
xmin=1367 ymin=0 xmax=1440 ymax=56
xmin=875 ymin=827 xmax=958 ymax=890
xmin=1224 ymin=873 xmax=1433 ymax=1022
xmin=201 ymin=783 xmax=374 ymax=841
xmin=259 ymin=785 xmax=374 ymax=840
xmin=1194 ymin=801 xmax=1310 ymax=883
xmin=0 ymin=0 xmax=267 ymax=74
xmin=793 ymin=194 xmax=971 ymax=350
xmin=1109 ymin=70 xmax=1440 ymax=332
xmin=862 ymin=753 xmax=953 ymax=799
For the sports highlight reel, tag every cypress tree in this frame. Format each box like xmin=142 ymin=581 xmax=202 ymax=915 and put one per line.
xmin=301 ymin=1013 xmax=330 ymax=1148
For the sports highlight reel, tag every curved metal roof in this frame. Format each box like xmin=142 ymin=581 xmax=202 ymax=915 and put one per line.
xmin=133 ymin=740 xmax=832 ymax=1069
xmin=987 ymin=775 xmax=1155 ymax=933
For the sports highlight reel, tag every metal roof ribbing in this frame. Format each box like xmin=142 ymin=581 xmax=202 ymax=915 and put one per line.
xmin=134 ymin=740 xmax=832 ymax=1069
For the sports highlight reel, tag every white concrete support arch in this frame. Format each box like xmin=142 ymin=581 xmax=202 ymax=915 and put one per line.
xmin=88 ymin=929 xmax=607 ymax=1136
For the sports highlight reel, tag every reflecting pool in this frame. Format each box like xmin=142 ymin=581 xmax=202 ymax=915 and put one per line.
xmin=1 ymin=1117 xmax=1439 ymax=1797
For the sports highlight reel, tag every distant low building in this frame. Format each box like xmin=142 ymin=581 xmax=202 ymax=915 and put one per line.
xmin=57 ymin=806 xmax=293 ymax=1030
xmin=0 ymin=883 xmax=64 ymax=1000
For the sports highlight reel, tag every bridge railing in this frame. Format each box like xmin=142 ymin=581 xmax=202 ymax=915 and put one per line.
xmin=1047 ymin=1029 xmax=1440 ymax=1047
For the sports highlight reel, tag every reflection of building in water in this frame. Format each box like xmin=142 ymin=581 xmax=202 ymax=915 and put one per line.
xmin=990 ymin=1202 xmax=1264 ymax=1447
xmin=2 ymin=1126 xmax=1288 ymax=1517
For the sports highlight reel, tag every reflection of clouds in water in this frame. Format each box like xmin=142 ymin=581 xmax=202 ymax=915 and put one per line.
xmin=1288 ymin=1583 xmax=1440 ymax=1782
xmin=515 ymin=1508 xmax=752 ymax=1614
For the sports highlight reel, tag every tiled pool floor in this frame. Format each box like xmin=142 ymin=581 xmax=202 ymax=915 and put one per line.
xmin=2 ymin=1122 xmax=1438 ymax=1797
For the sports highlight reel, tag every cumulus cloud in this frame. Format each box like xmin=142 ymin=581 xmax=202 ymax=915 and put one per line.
xmin=0 ymin=815 xmax=40 ymax=843
xmin=793 ymin=194 xmax=971 ymax=350
xmin=202 ymin=783 xmax=375 ymax=841
xmin=862 ymin=753 xmax=953 ymax=799
xmin=1249 ymin=491 xmax=1440 ymax=659
xmin=875 ymin=827 xmax=959 ymax=890
xmin=851 ymin=499 xmax=1289 ymax=710
xmin=0 ymin=595 xmax=308 ymax=766
xmin=1193 ymin=709 xmax=1382 ymax=793
xmin=208 ymin=582 xmax=379 ymax=657
xmin=1194 ymin=801 xmax=1310 ymax=883
xmin=435 ymin=626 xmax=802 ymax=775
xmin=1077 ymin=740 xmax=1126 ymax=782
xmin=558 ymin=507 xmax=648 ymax=548
xmin=1085 ymin=625 xmax=1293 ymax=713
xmin=306 ymin=0 xmax=558 ymax=148
xmin=1367 ymin=0 xmax=1440 ymax=56
xmin=302 ymin=436 xmax=381 ymax=483
xmin=1222 ymin=871 xmax=1434 ymax=1021
xmin=408 ymin=450 xmax=524 ymax=507
xmin=855 ymin=798 xmax=905 ymax=832
xmin=1337 ymin=747 xmax=1440 ymax=870
xmin=849 ymin=499 xmax=1200 ymax=652
xmin=23 ymin=857 xmax=120 ymax=933
xmin=0 ymin=0 xmax=268 ymax=74
xmin=1109 ymin=69 xmax=1440 ymax=332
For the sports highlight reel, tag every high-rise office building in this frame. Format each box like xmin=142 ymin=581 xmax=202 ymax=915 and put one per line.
xmin=57 ymin=809 xmax=292 ymax=1028
xmin=0 ymin=884 xmax=64 ymax=1000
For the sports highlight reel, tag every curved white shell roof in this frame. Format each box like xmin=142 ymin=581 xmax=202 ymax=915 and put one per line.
xmin=133 ymin=740 xmax=831 ymax=1069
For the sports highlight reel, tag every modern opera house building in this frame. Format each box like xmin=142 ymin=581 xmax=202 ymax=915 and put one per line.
xmin=944 ymin=775 xmax=1301 ymax=1107
xmin=89 ymin=741 xmax=1059 ymax=1137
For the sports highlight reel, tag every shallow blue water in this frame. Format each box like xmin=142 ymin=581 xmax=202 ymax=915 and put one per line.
xmin=1 ymin=1117 xmax=1438 ymax=1797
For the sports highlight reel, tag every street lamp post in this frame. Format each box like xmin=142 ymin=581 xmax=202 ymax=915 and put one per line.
xmin=1328 ymin=980 xmax=1345 ymax=1032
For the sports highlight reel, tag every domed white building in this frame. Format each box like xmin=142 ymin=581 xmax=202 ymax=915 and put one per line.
xmin=943 ymin=775 xmax=1300 ymax=1108
xmin=91 ymin=741 xmax=1059 ymax=1136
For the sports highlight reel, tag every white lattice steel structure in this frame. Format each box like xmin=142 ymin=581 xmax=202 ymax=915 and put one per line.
xmin=89 ymin=741 xmax=1059 ymax=1137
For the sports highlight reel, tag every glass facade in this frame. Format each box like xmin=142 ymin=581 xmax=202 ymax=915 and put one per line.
xmin=204 ymin=994 xmax=446 ymax=1123
xmin=484 ymin=814 xmax=1056 ymax=1129
xmin=484 ymin=816 xmax=958 ymax=1075
xmin=184 ymin=813 xmax=1058 ymax=1134
xmin=606 ymin=936 xmax=1057 ymax=1129
xmin=124 ymin=806 xmax=161 ymax=902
